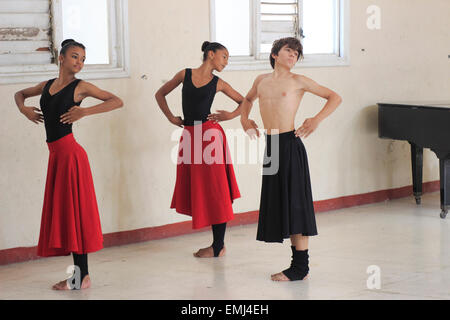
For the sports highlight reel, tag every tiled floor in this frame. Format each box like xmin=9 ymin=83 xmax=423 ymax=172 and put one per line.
xmin=1 ymin=192 xmax=449 ymax=300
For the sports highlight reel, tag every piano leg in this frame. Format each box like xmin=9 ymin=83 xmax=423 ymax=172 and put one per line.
xmin=410 ymin=143 xmax=423 ymax=205
xmin=439 ymin=158 xmax=450 ymax=219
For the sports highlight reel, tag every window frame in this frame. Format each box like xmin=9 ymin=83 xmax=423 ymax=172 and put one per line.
xmin=0 ymin=0 xmax=130 ymax=84
xmin=210 ymin=0 xmax=350 ymax=71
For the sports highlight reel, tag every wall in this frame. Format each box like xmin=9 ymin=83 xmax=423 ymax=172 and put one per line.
xmin=0 ymin=0 xmax=449 ymax=251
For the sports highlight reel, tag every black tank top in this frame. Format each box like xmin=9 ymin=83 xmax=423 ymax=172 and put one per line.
xmin=182 ymin=68 xmax=219 ymax=126
xmin=40 ymin=78 xmax=82 ymax=142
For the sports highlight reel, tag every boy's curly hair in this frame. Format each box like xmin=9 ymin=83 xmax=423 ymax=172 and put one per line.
xmin=270 ymin=37 xmax=303 ymax=69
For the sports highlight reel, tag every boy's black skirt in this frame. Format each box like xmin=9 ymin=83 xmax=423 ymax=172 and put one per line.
xmin=257 ymin=130 xmax=318 ymax=243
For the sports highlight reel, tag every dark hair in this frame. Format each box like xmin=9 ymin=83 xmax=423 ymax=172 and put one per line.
xmin=270 ymin=37 xmax=303 ymax=69
xmin=60 ymin=39 xmax=85 ymax=56
xmin=201 ymin=41 xmax=227 ymax=61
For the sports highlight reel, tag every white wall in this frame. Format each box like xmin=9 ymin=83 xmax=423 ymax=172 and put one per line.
xmin=1 ymin=0 xmax=449 ymax=251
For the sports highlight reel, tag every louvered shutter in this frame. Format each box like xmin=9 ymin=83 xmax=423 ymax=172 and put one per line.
xmin=257 ymin=1 xmax=302 ymax=57
xmin=0 ymin=0 xmax=54 ymax=66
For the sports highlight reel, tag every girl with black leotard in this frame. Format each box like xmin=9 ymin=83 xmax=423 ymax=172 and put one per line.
xmin=14 ymin=39 xmax=123 ymax=290
xmin=155 ymin=41 xmax=244 ymax=258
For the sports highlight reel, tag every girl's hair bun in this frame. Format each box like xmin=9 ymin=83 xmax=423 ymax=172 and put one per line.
xmin=201 ymin=41 xmax=211 ymax=52
xmin=61 ymin=39 xmax=76 ymax=48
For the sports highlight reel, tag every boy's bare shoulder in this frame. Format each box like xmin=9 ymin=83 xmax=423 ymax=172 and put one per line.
xmin=257 ymin=72 xmax=272 ymax=79
xmin=291 ymin=73 xmax=316 ymax=89
xmin=255 ymin=73 xmax=272 ymax=83
xmin=292 ymin=73 xmax=309 ymax=82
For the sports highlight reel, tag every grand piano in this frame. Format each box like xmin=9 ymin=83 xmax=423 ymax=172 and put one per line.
xmin=378 ymin=102 xmax=450 ymax=219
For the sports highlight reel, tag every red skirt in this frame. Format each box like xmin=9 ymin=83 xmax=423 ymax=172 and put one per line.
xmin=170 ymin=121 xmax=241 ymax=229
xmin=37 ymin=133 xmax=103 ymax=257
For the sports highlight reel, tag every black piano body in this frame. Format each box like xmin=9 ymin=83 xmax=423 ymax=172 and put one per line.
xmin=378 ymin=102 xmax=450 ymax=219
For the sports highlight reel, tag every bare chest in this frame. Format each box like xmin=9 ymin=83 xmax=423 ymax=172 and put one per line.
xmin=257 ymin=79 xmax=302 ymax=100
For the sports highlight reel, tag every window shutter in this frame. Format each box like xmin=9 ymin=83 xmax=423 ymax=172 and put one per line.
xmin=0 ymin=0 xmax=54 ymax=66
xmin=257 ymin=1 xmax=301 ymax=57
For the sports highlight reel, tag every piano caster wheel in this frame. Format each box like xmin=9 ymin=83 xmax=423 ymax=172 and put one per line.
xmin=440 ymin=210 xmax=448 ymax=219
xmin=415 ymin=197 xmax=421 ymax=205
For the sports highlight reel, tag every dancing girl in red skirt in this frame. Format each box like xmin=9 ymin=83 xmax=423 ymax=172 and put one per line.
xmin=14 ymin=39 xmax=123 ymax=290
xmin=155 ymin=41 xmax=243 ymax=258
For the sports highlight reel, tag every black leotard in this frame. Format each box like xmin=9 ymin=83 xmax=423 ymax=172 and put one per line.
xmin=40 ymin=78 xmax=82 ymax=142
xmin=182 ymin=68 xmax=219 ymax=126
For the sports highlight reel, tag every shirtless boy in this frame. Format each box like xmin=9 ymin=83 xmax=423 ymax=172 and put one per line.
xmin=240 ymin=37 xmax=342 ymax=281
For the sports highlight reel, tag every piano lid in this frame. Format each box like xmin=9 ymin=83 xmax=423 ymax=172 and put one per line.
xmin=377 ymin=101 xmax=450 ymax=110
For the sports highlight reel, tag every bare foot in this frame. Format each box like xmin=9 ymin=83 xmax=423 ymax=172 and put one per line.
xmin=52 ymin=275 xmax=91 ymax=290
xmin=193 ymin=246 xmax=226 ymax=258
xmin=271 ymin=272 xmax=309 ymax=281
xmin=80 ymin=275 xmax=91 ymax=289
xmin=271 ymin=272 xmax=290 ymax=281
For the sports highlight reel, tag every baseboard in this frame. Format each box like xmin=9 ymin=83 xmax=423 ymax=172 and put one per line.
xmin=0 ymin=180 xmax=440 ymax=266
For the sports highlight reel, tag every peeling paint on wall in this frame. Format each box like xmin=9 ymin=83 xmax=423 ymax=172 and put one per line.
xmin=0 ymin=28 xmax=50 ymax=41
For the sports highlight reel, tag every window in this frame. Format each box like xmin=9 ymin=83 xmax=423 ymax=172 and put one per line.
xmin=59 ymin=0 xmax=110 ymax=65
xmin=0 ymin=0 xmax=129 ymax=84
xmin=210 ymin=0 xmax=349 ymax=70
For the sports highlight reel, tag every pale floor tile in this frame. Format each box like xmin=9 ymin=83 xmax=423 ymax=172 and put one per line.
xmin=0 ymin=192 xmax=449 ymax=300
